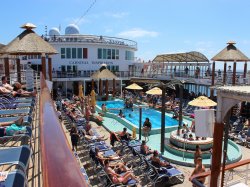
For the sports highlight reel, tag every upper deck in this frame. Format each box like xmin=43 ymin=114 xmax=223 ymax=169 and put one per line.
xmin=45 ymin=34 xmax=137 ymax=50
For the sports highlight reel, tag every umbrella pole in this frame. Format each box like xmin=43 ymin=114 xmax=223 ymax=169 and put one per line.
xmin=139 ymin=107 xmax=142 ymax=140
xmin=161 ymin=84 xmax=166 ymax=154
xmin=178 ymin=84 xmax=183 ymax=134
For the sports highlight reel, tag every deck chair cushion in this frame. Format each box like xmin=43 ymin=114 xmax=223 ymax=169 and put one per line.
xmin=0 ymin=128 xmax=5 ymax=137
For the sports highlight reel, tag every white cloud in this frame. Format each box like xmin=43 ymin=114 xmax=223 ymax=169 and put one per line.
xmin=117 ymin=28 xmax=159 ymax=38
xmin=104 ymin=28 xmax=113 ymax=33
xmin=104 ymin=12 xmax=129 ymax=19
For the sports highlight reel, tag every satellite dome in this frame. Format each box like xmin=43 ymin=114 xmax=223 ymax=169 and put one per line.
xmin=49 ymin=27 xmax=60 ymax=36
xmin=65 ymin=24 xmax=80 ymax=35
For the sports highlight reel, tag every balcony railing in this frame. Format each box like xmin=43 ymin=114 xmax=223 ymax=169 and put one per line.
xmin=190 ymin=159 xmax=250 ymax=187
xmin=51 ymin=70 xmax=250 ymax=85
xmin=40 ymin=74 xmax=88 ymax=186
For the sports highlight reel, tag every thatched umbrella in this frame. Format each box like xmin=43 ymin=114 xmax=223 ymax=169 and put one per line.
xmin=211 ymin=41 xmax=250 ymax=87
xmin=188 ymin=96 xmax=217 ymax=107
xmin=0 ymin=23 xmax=57 ymax=81
xmin=0 ymin=43 xmax=5 ymax=50
xmin=91 ymin=65 xmax=117 ymax=100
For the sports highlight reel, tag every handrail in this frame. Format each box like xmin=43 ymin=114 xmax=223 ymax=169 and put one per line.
xmin=190 ymin=159 xmax=250 ymax=186
xmin=40 ymin=74 xmax=88 ymax=187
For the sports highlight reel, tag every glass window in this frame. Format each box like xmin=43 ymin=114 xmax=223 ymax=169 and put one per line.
xmin=125 ymin=51 xmax=134 ymax=60
xmin=67 ymin=65 xmax=72 ymax=71
xmin=83 ymin=48 xmax=88 ymax=59
xmin=116 ymin=66 xmax=119 ymax=71
xmin=103 ymin=49 xmax=107 ymax=59
xmin=66 ymin=48 xmax=71 ymax=59
xmin=98 ymin=48 xmax=102 ymax=59
xmin=107 ymin=49 xmax=111 ymax=59
xmin=73 ymin=65 xmax=77 ymax=72
xmin=116 ymin=49 xmax=119 ymax=60
xmin=72 ymin=48 xmax=76 ymax=59
xmin=112 ymin=49 xmax=116 ymax=59
xmin=61 ymin=48 xmax=65 ymax=59
xmin=61 ymin=65 xmax=66 ymax=72
xmin=77 ymin=48 xmax=82 ymax=59
xmin=107 ymin=65 xmax=110 ymax=70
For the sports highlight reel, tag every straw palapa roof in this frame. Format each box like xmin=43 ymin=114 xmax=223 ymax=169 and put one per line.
xmin=91 ymin=67 xmax=117 ymax=79
xmin=211 ymin=41 xmax=250 ymax=62
xmin=0 ymin=24 xmax=57 ymax=55
xmin=0 ymin=43 xmax=5 ymax=50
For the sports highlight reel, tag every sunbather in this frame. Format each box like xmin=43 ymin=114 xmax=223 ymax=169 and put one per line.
xmin=140 ymin=140 xmax=153 ymax=155
xmin=95 ymin=147 xmax=120 ymax=165
xmin=0 ymin=116 xmax=24 ymax=127
xmin=150 ymin=150 xmax=170 ymax=168
xmin=104 ymin=160 xmax=139 ymax=184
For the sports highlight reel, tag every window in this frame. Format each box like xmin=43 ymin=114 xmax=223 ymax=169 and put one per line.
xmin=112 ymin=49 xmax=116 ymax=59
xmin=125 ymin=50 xmax=134 ymax=60
xmin=107 ymin=49 xmax=111 ymax=59
xmin=103 ymin=49 xmax=107 ymax=59
xmin=83 ymin=48 xmax=88 ymax=59
xmin=98 ymin=48 xmax=102 ymax=59
xmin=66 ymin=48 xmax=71 ymax=59
xmin=97 ymin=48 xmax=120 ymax=60
xmin=77 ymin=48 xmax=82 ymax=59
xmin=73 ymin=65 xmax=77 ymax=72
xmin=61 ymin=65 xmax=66 ymax=72
xmin=67 ymin=65 xmax=72 ymax=71
xmin=72 ymin=48 xmax=76 ymax=59
xmin=61 ymin=48 xmax=65 ymax=59
xmin=115 ymin=49 xmax=119 ymax=60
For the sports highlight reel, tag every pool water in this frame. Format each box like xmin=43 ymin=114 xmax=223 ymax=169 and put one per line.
xmin=97 ymin=100 xmax=178 ymax=129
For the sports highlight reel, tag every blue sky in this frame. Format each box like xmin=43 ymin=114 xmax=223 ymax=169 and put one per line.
xmin=1 ymin=0 xmax=250 ymax=70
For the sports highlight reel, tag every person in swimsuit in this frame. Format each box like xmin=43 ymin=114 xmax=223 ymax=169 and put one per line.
xmin=140 ymin=140 xmax=153 ymax=155
xmin=194 ymin=145 xmax=202 ymax=165
xmin=190 ymin=157 xmax=206 ymax=186
xmin=104 ymin=160 xmax=139 ymax=185
xmin=150 ymin=150 xmax=170 ymax=167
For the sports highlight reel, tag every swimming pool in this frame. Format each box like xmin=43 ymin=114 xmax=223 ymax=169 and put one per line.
xmin=97 ymin=100 xmax=178 ymax=129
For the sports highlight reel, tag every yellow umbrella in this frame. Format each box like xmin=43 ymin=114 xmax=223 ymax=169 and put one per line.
xmin=146 ymin=87 xmax=162 ymax=95
xmin=90 ymin=89 xmax=96 ymax=107
xmin=78 ymin=84 xmax=84 ymax=99
xmin=125 ymin=83 xmax=143 ymax=90
xmin=188 ymin=96 xmax=217 ymax=107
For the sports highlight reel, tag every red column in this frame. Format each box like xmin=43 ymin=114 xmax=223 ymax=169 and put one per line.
xmin=210 ymin=122 xmax=224 ymax=187
xmin=243 ymin=61 xmax=247 ymax=78
xmin=210 ymin=61 xmax=215 ymax=98
xmin=223 ymin=62 xmax=227 ymax=84
xmin=48 ymin=57 xmax=52 ymax=81
xmin=91 ymin=79 xmax=94 ymax=91
xmin=113 ymin=78 xmax=116 ymax=97
xmin=16 ymin=58 xmax=21 ymax=83
xmin=232 ymin=61 xmax=236 ymax=85
xmin=41 ymin=55 xmax=46 ymax=79
xmin=4 ymin=57 xmax=10 ymax=83
xmin=99 ymin=79 xmax=102 ymax=96
xmin=105 ymin=79 xmax=109 ymax=100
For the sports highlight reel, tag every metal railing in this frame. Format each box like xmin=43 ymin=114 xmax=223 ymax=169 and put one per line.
xmin=190 ymin=159 xmax=250 ymax=187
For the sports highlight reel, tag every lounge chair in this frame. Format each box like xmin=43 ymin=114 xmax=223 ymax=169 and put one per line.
xmin=0 ymin=169 xmax=27 ymax=187
xmin=0 ymin=145 xmax=31 ymax=174
xmin=0 ymin=102 xmax=33 ymax=109
xmin=0 ymin=108 xmax=33 ymax=117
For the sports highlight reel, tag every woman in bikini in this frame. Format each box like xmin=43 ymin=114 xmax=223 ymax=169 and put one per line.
xmin=104 ymin=160 xmax=139 ymax=185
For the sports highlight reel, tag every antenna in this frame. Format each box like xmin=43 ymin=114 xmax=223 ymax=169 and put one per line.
xmin=45 ymin=25 xmax=47 ymax=36
xmin=75 ymin=0 xmax=97 ymax=25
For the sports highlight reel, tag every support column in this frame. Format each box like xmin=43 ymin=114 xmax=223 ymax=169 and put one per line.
xmin=105 ymin=79 xmax=108 ymax=101
xmin=99 ymin=79 xmax=102 ymax=96
xmin=41 ymin=54 xmax=46 ymax=79
xmin=4 ymin=57 xmax=10 ymax=83
xmin=223 ymin=62 xmax=227 ymax=84
xmin=83 ymin=80 xmax=85 ymax=96
xmin=120 ymin=80 xmax=123 ymax=98
xmin=112 ymin=78 xmax=116 ymax=97
xmin=210 ymin=122 xmax=224 ymax=187
xmin=232 ymin=61 xmax=236 ymax=85
xmin=210 ymin=61 xmax=215 ymax=98
xmin=16 ymin=58 xmax=21 ymax=83
xmin=243 ymin=61 xmax=247 ymax=78
xmin=48 ymin=57 xmax=52 ymax=81
xmin=91 ymin=79 xmax=94 ymax=91
xmin=161 ymin=84 xmax=166 ymax=154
